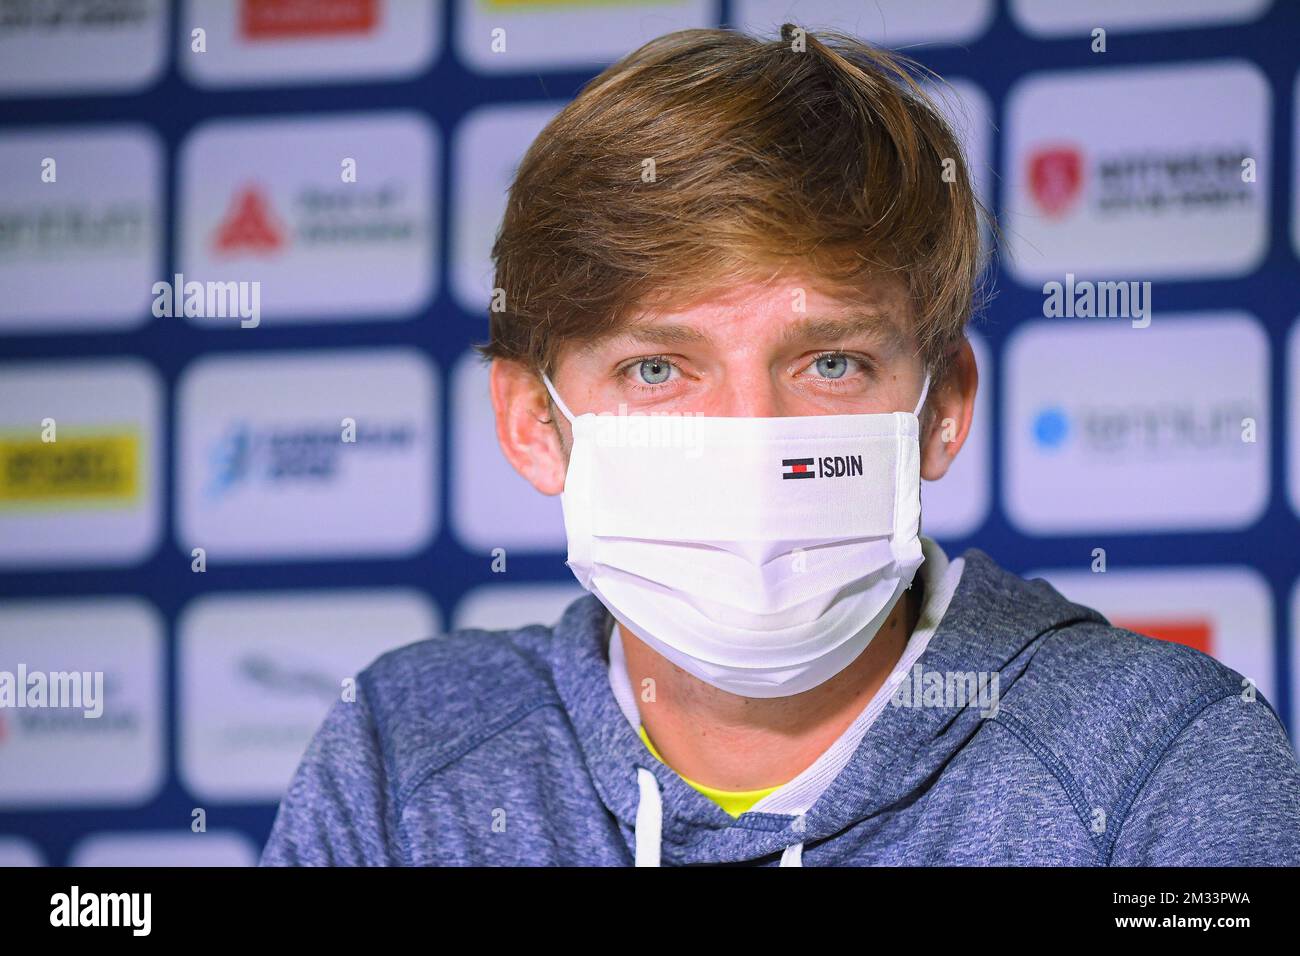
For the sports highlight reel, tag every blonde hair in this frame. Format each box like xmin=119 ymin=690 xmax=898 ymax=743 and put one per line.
xmin=477 ymin=23 xmax=990 ymax=385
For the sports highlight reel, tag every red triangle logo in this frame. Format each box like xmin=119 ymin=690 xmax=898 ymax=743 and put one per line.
xmin=212 ymin=185 xmax=286 ymax=255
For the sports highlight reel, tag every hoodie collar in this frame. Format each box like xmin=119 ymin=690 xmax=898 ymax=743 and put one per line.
xmin=547 ymin=547 xmax=1107 ymax=865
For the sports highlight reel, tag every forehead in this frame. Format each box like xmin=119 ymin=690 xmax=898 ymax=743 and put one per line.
xmin=584 ymin=274 xmax=915 ymax=354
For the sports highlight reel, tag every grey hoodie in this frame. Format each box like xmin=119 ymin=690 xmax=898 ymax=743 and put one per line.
xmin=260 ymin=547 xmax=1300 ymax=866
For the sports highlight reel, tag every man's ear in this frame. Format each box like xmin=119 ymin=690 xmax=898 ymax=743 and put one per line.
xmin=920 ymin=338 xmax=978 ymax=482
xmin=489 ymin=358 xmax=570 ymax=496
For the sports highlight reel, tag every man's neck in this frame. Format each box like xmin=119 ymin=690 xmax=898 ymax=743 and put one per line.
xmin=620 ymin=581 xmax=923 ymax=792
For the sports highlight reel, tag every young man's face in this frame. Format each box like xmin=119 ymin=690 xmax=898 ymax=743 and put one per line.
xmin=491 ymin=271 xmax=977 ymax=496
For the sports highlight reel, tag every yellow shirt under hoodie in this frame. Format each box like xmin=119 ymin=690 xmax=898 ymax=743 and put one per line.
xmin=634 ymin=724 xmax=781 ymax=818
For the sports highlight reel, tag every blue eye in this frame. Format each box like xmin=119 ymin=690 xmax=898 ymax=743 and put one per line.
xmin=814 ymin=353 xmax=850 ymax=379
xmin=637 ymin=358 xmax=672 ymax=385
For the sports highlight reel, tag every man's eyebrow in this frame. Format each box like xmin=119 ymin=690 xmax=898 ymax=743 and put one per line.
xmin=588 ymin=313 xmax=907 ymax=351
xmin=779 ymin=314 xmax=908 ymax=352
xmin=595 ymin=321 xmax=712 ymax=348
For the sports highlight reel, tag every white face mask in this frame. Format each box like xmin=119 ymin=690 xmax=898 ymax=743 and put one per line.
xmin=542 ymin=370 xmax=931 ymax=699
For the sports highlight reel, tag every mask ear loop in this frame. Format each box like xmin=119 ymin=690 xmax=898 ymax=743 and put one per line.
xmin=912 ymin=370 xmax=932 ymax=419
xmin=541 ymin=373 xmax=577 ymax=425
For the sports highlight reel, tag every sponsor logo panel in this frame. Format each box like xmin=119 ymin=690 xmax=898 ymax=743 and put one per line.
xmin=0 ymin=126 xmax=162 ymax=332
xmin=1004 ymin=314 xmax=1268 ymax=533
xmin=1289 ymin=316 xmax=1300 ymax=519
xmin=1012 ymin=0 xmax=1271 ymax=36
xmin=178 ymin=589 xmax=440 ymax=802
xmin=0 ymin=0 xmax=167 ymax=97
xmin=1293 ymin=71 xmax=1300 ymax=262
xmin=0 ymin=598 xmax=164 ymax=808
xmin=457 ymin=0 xmax=713 ymax=74
xmin=734 ymin=0 xmax=993 ymax=47
xmin=180 ymin=0 xmax=437 ymax=87
xmin=176 ymin=349 xmax=438 ymax=561
xmin=178 ymin=113 xmax=436 ymax=324
xmin=0 ymin=359 xmax=161 ymax=568
xmin=1004 ymin=62 xmax=1269 ymax=282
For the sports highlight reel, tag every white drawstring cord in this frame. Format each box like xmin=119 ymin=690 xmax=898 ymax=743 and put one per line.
xmin=780 ymin=842 xmax=804 ymax=867
xmin=635 ymin=767 xmax=662 ymax=867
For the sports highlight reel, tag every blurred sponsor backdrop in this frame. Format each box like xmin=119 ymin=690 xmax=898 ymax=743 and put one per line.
xmin=1 ymin=0 xmax=1298 ymax=865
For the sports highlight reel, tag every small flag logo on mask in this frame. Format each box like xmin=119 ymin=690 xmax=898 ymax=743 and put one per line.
xmin=782 ymin=458 xmax=815 ymax=479
xmin=782 ymin=455 xmax=866 ymax=480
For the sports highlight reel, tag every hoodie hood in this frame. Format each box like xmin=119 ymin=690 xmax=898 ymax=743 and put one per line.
xmin=546 ymin=546 xmax=1108 ymax=866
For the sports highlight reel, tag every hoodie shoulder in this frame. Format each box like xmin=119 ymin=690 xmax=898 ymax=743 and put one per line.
xmin=991 ymin=590 xmax=1295 ymax=860
xmin=954 ymin=552 xmax=1266 ymax=773
xmin=260 ymin=610 xmax=586 ymax=866
xmin=946 ymin=552 xmax=1299 ymax=862
xmin=357 ymin=619 xmax=566 ymax=780
xmin=1003 ymin=612 xmax=1265 ymax=764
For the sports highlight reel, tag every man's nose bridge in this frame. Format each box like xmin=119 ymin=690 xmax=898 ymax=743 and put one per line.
xmin=719 ymin=376 xmax=784 ymax=418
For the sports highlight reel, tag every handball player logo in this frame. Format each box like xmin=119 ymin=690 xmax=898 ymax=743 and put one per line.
xmin=1027 ymin=145 xmax=1084 ymax=218
xmin=212 ymin=185 xmax=286 ymax=256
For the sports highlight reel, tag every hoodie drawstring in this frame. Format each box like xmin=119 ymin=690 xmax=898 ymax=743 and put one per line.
xmin=633 ymin=768 xmax=804 ymax=867
xmin=635 ymin=767 xmax=662 ymax=866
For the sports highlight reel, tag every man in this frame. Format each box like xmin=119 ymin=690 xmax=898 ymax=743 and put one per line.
xmin=261 ymin=25 xmax=1300 ymax=866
